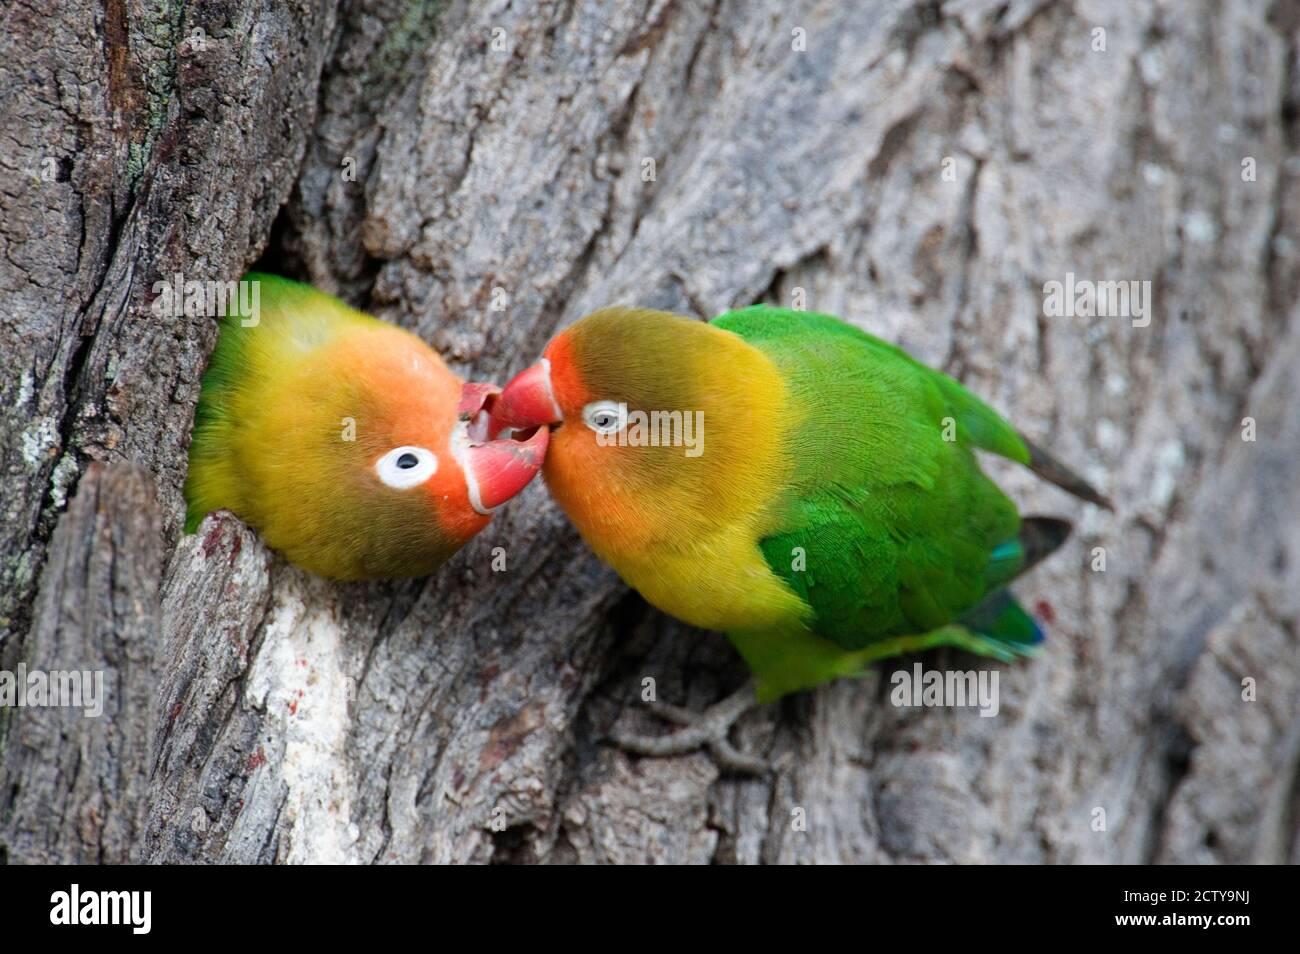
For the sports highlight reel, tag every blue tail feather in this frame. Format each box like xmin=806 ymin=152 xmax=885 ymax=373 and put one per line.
xmin=956 ymin=589 xmax=1044 ymax=659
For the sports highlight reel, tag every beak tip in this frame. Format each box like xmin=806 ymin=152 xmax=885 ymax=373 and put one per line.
xmin=458 ymin=380 xmax=502 ymax=424
xmin=463 ymin=425 xmax=549 ymax=514
xmin=491 ymin=360 xmax=561 ymax=433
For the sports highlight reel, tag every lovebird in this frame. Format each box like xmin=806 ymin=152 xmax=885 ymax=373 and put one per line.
xmin=183 ymin=273 xmax=548 ymax=580
xmin=490 ymin=305 xmax=1109 ymax=768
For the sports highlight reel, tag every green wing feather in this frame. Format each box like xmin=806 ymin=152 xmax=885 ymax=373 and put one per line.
xmin=712 ymin=306 xmax=1036 ymax=679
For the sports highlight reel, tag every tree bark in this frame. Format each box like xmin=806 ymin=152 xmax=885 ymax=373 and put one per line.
xmin=2 ymin=0 xmax=1297 ymax=864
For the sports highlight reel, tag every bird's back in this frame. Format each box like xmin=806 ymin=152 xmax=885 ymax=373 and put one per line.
xmin=183 ymin=273 xmax=378 ymax=533
xmin=713 ymin=306 xmax=1028 ymax=649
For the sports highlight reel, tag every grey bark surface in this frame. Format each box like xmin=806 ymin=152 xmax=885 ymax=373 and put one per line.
xmin=2 ymin=0 xmax=1297 ymax=864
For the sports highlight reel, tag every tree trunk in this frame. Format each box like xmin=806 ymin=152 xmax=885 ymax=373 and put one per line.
xmin=2 ymin=0 xmax=1297 ymax=864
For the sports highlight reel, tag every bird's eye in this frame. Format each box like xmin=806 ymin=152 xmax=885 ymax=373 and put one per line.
xmin=582 ymin=399 xmax=624 ymax=435
xmin=375 ymin=445 xmax=437 ymax=489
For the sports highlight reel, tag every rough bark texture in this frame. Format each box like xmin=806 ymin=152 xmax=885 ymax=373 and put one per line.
xmin=2 ymin=0 xmax=1298 ymax=864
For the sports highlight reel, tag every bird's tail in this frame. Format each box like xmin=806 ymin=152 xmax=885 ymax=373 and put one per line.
xmin=984 ymin=514 xmax=1072 ymax=587
xmin=1018 ymin=432 xmax=1113 ymax=510
xmin=1014 ymin=514 xmax=1073 ymax=574
xmin=950 ymin=590 xmax=1044 ymax=661
xmin=950 ymin=514 xmax=1074 ymax=659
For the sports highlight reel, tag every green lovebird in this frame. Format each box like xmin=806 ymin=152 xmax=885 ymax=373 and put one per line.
xmin=490 ymin=305 xmax=1110 ymax=767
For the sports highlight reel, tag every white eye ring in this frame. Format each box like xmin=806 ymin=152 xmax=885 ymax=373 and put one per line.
xmin=582 ymin=399 xmax=624 ymax=435
xmin=375 ymin=445 xmax=438 ymax=489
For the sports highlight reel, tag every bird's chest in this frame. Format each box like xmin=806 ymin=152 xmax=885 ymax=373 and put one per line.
xmin=606 ymin=525 xmax=809 ymax=634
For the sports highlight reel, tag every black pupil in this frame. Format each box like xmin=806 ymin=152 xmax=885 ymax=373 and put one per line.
xmin=396 ymin=453 xmax=419 ymax=469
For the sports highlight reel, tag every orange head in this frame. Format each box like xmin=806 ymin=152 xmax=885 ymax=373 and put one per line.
xmin=283 ymin=322 xmax=551 ymax=577
xmin=487 ymin=307 xmax=785 ymax=560
xmin=187 ymin=286 xmax=549 ymax=580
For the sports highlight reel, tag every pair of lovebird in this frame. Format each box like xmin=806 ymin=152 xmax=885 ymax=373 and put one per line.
xmin=185 ymin=274 xmax=1108 ymax=761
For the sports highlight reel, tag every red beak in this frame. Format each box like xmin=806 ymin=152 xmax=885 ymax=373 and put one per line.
xmin=457 ymin=381 xmax=501 ymax=419
xmin=461 ymin=427 xmax=548 ymax=513
xmin=456 ymin=381 xmax=549 ymax=514
xmin=488 ymin=359 xmax=563 ymax=437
